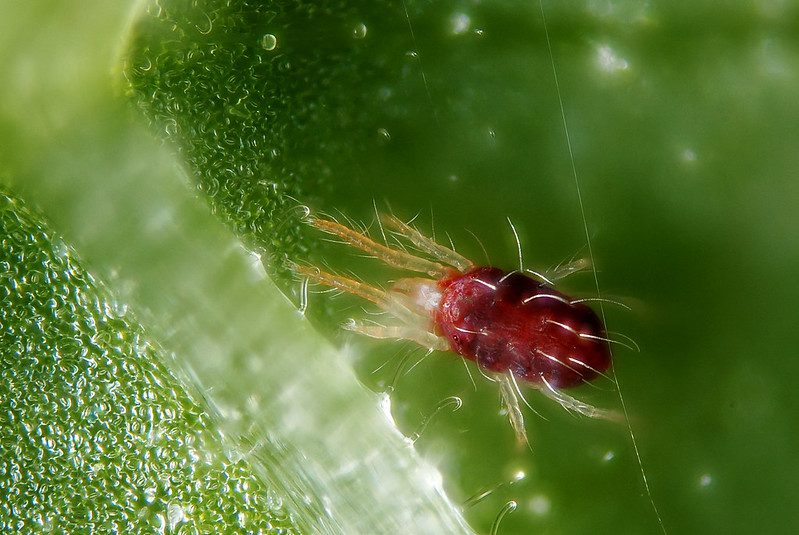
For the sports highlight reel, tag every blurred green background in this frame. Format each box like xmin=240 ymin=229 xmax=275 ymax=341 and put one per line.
xmin=2 ymin=0 xmax=798 ymax=533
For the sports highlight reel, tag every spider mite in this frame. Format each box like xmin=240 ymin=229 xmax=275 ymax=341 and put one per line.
xmin=294 ymin=213 xmax=619 ymax=443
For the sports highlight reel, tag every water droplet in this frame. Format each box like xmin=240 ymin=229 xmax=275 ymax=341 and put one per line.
xmin=377 ymin=87 xmax=393 ymax=100
xmin=699 ymin=473 xmax=713 ymax=487
xmin=405 ymin=50 xmax=419 ymax=58
xmin=352 ymin=22 xmax=368 ymax=39
xmin=377 ymin=128 xmax=391 ymax=144
xmin=52 ymin=239 xmax=68 ymax=260
xmin=681 ymin=148 xmax=698 ymax=162
xmin=164 ymin=119 xmax=178 ymax=136
xmin=474 ymin=28 xmax=485 ymax=37
xmin=596 ymin=44 xmax=629 ymax=73
xmin=261 ymin=34 xmax=278 ymax=51
xmin=167 ymin=503 xmax=187 ymax=530
xmin=450 ymin=13 xmax=471 ymax=35
xmin=529 ymin=494 xmax=551 ymax=516
xmin=603 ymin=450 xmax=615 ymax=461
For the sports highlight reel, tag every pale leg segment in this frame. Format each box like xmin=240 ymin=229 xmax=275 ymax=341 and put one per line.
xmin=311 ymin=217 xmax=450 ymax=278
xmin=547 ymin=257 xmax=591 ymax=282
xmin=344 ymin=320 xmax=450 ymax=352
xmin=380 ymin=213 xmax=474 ymax=272
xmin=496 ymin=373 xmax=529 ymax=445
xmin=294 ymin=264 xmax=391 ymax=308
xmin=296 ymin=264 xmax=449 ymax=351
xmin=539 ymin=378 xmax=622 ymax=422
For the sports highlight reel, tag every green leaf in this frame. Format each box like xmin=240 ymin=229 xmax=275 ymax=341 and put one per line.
xmin=4 ymin=0 xmax=799 ymax=533
xmin=0 ymin=1 xmax=470 ymax=533
xmin=0 ymin=190 xmax=299 ymax=532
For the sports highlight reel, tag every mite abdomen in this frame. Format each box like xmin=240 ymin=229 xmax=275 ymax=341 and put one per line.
xmin=435 ymin=267 xmax=611 ymax=389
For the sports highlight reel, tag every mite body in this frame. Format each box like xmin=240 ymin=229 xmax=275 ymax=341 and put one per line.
xmin=296 ymin=213 xmax=617 ymax=442
xmin=435 ymin=266 xmax=610 ymax=389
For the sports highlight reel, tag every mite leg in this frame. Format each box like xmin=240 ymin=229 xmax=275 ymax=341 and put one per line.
xmin=344 ymin=320 xmax=450 ymax=352
xmin=293 ymin=263 xmax=391 ymax=308
xmin=294 ymin=264 xmax=438 ymax=342
xmin=496 ymin=373 xmax=529 ymax=445
xmin=538 ymin=378 xmax=622 ymax=422
xmin=311 ymin=217 xmax=450 ymax=278
xmin=381 ymin=213 xmax=474 ymax=272
xmin=547 ymin=257 xmax=591 ymax=281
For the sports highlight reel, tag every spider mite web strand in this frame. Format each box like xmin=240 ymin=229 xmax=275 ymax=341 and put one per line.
xmin=537 ymin=2 xmax=667 ymax=532
xmin=401 ymin=0 xmax=440 ymax=124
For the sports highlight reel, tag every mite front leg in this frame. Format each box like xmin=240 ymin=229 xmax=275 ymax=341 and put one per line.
xmin=381 ymin=213 xmax=474 ymax=272
xmin=310 ymin=217 xmax=450 ymax=278
xmin=293 ymin=263 xmax=391 ymax=309
xmin=343 ymin=319 xmax=450 ymax=352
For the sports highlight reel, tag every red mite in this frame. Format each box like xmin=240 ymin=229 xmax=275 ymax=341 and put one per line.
xmin=436 ymin=266 xmax=610 ymax=389
xmin=297 ymin=214 xmax=617 ymax=442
